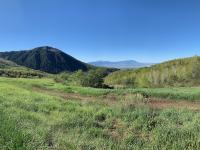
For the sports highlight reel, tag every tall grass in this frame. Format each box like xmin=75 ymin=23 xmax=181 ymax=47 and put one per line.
xmin=0 ymin=77 xmax=200 ymax=149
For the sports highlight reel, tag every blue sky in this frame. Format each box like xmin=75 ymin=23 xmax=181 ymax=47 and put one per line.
xmin=0 ymin=0 xmax=200 ymax=63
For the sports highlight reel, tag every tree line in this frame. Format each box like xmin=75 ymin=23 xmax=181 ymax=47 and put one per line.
xmin=54 ymin=68 xmax=115 ymax=88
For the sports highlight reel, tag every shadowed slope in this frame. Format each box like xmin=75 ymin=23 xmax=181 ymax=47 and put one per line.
xmin=0 ymin=46 xmax=90 ymax=73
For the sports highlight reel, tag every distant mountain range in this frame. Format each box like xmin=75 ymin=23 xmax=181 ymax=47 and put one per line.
xmin=89 ymin=60 xmax=154 ymax=69
xmin=0 ymin=46 xmax=90 ymax=73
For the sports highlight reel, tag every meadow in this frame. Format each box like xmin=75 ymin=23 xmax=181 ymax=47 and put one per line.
xmin=0 ymin=77 xmax=200 ymax=149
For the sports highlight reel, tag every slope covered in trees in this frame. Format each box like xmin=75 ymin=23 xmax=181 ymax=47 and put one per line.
xmin=0 ymin=46 xmax=90 ymax=73
xmin=105 ymin=56 xmax=200 ymax=88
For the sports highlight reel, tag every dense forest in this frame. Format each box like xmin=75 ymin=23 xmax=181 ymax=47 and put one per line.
xmin=105 ymin=56 xmax=200 ymax=88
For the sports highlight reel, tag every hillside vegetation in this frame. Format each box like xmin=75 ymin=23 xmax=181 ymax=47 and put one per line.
xmin=105 ymin=56 xmax=200 ymax=88
xmin=0 ymin=46 xmax=91 ymax=73
xmin=0 ymin=58 xmax=46 ymax=78
xmin=54 ymin=68 xmax=117 ymax=88
xmin=0 ymin=58 xmax=19 ymax=68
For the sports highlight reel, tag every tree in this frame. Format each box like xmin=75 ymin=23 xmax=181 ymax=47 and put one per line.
xmin=70 ymin=70 xmax=86 ymax=86
xmin=82 ymin=69 xmax=107 ymax=88
xmin=192 ymin=59 xmax=200 ymax=80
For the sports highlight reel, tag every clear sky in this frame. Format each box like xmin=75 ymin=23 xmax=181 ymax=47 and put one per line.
xmin=0 ymin=0 xmax=200 ymax=63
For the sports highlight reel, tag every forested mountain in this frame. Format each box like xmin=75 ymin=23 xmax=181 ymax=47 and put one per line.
xmin=0 ymin=46 xmax=90 ymax=73
xmin=105 ymin=56 xmax=200 ymax=88
xmin=89 ymin=60 xmax=153 ymax=69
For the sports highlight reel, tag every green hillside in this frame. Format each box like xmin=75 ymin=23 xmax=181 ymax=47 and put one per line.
xmin=105 ymin=56 xmax=200 ymax=88
xmin=0 ymin=58 xmax=20 ymax=68
xmin=0 ymin=58 xmax=46 ymax=78
xmin=0 ymin=46 xmax=91 ymax=73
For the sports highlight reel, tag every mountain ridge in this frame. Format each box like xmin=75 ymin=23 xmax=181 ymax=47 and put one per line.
xmin=89 ymin=60 xmax=154 ymax=69
xmin=0 ymin=46 xmax=90 ymax=73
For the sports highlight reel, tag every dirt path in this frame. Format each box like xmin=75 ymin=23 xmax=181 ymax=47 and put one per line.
xmin=148 ymin=99 xmax=200 ymax=111
xmin=33 ymin=87 xmax=95 ymax=101
xmin=32 ymin=87 xmax=119 ymax=106
xmin=32 ymin=86 xmax=200 ymax=111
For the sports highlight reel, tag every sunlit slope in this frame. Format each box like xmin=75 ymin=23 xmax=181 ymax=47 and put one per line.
xmin=105 ymin=56 xmax=200 ymax=88
xmin=0 ymin=58 xmax=46 ymax=78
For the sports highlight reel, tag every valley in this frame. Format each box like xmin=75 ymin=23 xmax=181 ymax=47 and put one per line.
xmin=0 ymin=47 xmax=199 ymax=149
xmin=1 ymin=1 xmax=200 ymax=149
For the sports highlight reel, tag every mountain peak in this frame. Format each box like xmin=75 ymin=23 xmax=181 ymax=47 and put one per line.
xmin=33 ymin=46 xmax=61 ymax=52
xmin=0 ymin=47 xmax=89 ymax=73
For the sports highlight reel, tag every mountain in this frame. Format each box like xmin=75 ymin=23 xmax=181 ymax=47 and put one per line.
xmin=0 ymin=46 xmax=90 ymax=73
xmin=105 ymin=56 xmax=200 ymax=88
xmin=89 ymin=60 xmax=154 ymax=69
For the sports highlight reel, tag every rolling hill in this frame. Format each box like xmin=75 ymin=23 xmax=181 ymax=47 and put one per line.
xmin=0 ymin=46 xmax=90 ymax=73
xmin=89 ymin=60 xmax=153 ymax=69
xmin=0 ymin=58 xmax=46 ymax=78
xmin=0 ymin=58 xmax=19 ymax=69
xmin=105 ymin=56 xmax=200 ymax=88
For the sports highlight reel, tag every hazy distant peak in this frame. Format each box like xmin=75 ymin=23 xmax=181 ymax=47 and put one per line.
xmin=89 ymin=60 xmax=154 ymax=69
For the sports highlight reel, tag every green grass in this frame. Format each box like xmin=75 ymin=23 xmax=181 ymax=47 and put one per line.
xmin=0 ymin=77 xmax=200 ymax=149
xmin=3 ymin=77 xmax=200 ymax=100
xmin=124 ymin=87 xmax=200 ymax=101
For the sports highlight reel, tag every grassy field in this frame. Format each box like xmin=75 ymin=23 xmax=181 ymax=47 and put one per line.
xmin=129 ymin=87 xmax=200 ymax=101
xmin=0 ymin=77 xmax=200 ymax=149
